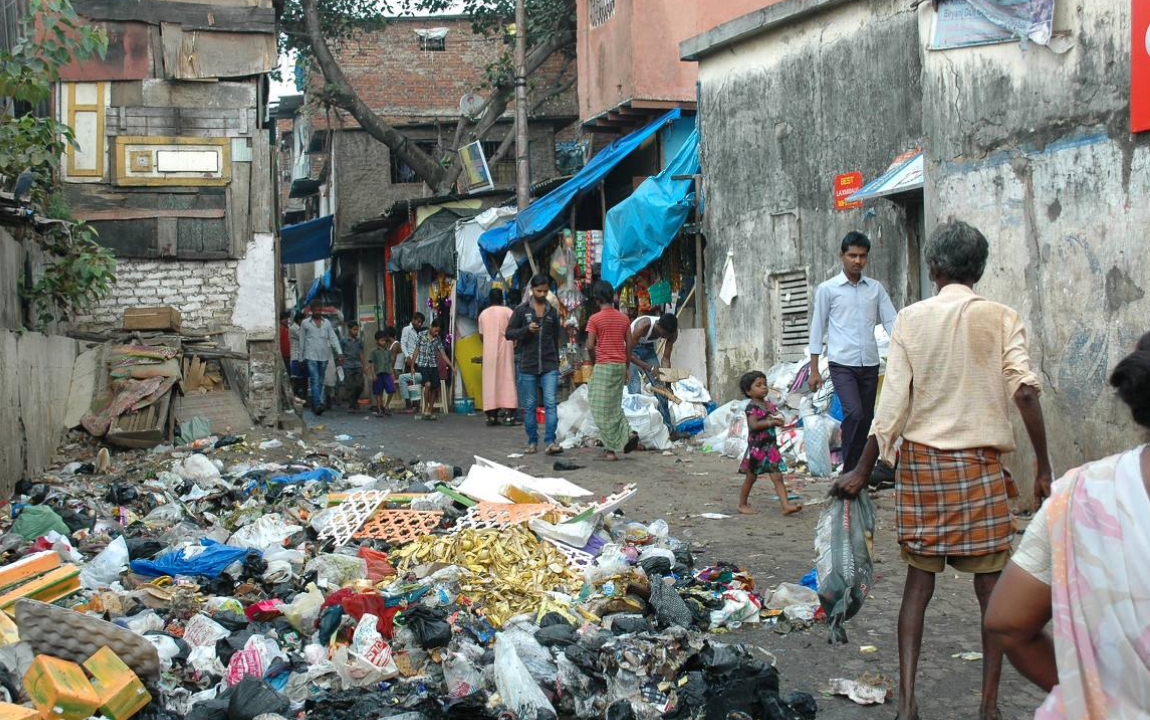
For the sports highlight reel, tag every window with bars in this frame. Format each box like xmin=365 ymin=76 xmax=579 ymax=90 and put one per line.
xmin=589 ymin=0 xmax=616 ymax=28
xmin=770 ymin=269 xmax=810 ymax=363
xmin=389 ymin=141 xmax=439 ymax=184
xmin=418 ymin=35 xmax=446 ymax=51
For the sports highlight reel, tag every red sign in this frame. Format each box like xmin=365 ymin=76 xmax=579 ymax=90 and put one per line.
xmin=1134 ymin=0 xmax=1150 ymax=132
xmin=834 ymin=172 xmax=864 ymax=211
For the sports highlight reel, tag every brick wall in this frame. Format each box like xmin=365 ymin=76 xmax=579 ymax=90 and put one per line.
xmin=73 ymin=258 xmax=241 ymax=332
xmin=311 ymin=17 xmax=576 ymax=128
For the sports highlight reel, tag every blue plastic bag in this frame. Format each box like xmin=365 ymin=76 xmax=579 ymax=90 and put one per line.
xmin=269 ymin=468 xmax=341 ymax=485
xmin=130 ymin=539 xmax=259 ymax=578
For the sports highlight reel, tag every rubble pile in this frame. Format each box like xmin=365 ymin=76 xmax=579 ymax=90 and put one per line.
xmin=0 ymin=434 xmax=819 ymax=720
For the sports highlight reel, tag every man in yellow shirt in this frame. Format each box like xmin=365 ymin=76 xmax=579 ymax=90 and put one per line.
xmin=833 ymin=219 xmax=1053 ymax=720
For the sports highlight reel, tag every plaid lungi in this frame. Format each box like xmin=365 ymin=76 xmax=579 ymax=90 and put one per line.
xmin=588 ymin=362 xmax=630 ymax=452
xmin=896 ymin=441 xmax=1013 ymax=557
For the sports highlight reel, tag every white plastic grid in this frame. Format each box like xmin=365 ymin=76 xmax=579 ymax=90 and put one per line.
xmin=542 ymin=537 xmax=595 ymax=569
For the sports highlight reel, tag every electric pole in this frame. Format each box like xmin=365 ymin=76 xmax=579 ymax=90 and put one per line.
xmin=514 ymin=0 xmax=538 ymax=274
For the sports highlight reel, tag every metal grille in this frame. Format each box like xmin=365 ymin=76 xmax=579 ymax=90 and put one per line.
xmin=589 ymin=0 xmax=616 ymax=28
xmin=771 ymin=269 xmax=809 ymax=363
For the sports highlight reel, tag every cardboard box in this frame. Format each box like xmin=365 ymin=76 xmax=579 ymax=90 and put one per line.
xmin=83 ymin=647 xmax=152 ymax=720
xmin=122 ymin=307 xmax=181 ymax=332
xmin=23 ymin=656 xmax=100 ymax=720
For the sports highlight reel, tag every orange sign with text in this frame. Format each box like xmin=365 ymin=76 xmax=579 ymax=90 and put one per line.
xmin=834 ymin=172 xmax=863 ymax=210
xmin=1134 ymin=0 xmax=1150 ymax=132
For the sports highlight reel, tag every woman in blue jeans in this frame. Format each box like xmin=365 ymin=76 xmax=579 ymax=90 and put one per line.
xmin=506 ymin=274 xmax=564 ymax=455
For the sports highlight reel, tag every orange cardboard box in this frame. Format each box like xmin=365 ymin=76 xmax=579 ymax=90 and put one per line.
xmin=0 ymin=552 xmax=60 ymax=592
xmin=0 ymin=702 xmax=39 ymax=720
xmin=23 ymin=656 xmax=100 ymax=720
xmin=83 ymin=647 xmax=152 ymax=720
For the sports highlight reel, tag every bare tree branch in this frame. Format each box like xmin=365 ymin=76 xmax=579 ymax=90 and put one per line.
xmin=487 ymin=73 xmax=575 ymax=168
xmin=302 ymin=0 xmax=449 ymax=192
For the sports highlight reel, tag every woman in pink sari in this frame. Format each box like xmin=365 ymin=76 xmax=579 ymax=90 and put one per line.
xmin=986 ymin=332 xmax=1150 ymax=719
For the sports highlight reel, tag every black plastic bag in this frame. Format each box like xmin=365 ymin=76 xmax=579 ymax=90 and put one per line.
xmin=608 ymin=615 xmax=650 ymax=635
xmin=535 ymin=623 xmax=577 ymax=647
xmin=815 ymin=493 xmax=876 ymax=644
xmin=648 ymin=579 xmax=694 ymax=629
xmin=401 ymin=606 xmax=451 ymax=649
xmin=227 ymin=677 xmax=289 ymax=720
xmin=638 ymin=556 xmax=672 ymax=577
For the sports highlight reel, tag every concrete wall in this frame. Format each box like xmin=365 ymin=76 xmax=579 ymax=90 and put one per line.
xmin=0 ymin=330 xmax=79 ymax=495
xmin=576 ymin=0 xmax=778 ymax=120
xmin=333 ymin=125 xmax=561 ymax=235
xmin=918 ymin=0 xmax=1150 ymax=482
xmin=695 ymin=0 xmax=922 ymax=400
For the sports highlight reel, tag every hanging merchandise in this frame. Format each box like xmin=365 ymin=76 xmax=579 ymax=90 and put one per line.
xmin=647 ymin=280 xmax=672 ymax=307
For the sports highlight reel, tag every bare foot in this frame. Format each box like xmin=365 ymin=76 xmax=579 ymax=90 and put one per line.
xmin=896 ymin=700 xmax=920 ymax=720
xmin=979 ymin=706 xmax=1002 ymax=720
xmin=737 ymin=504 xmax=758 ymax=515
xmin=595 ymin=451 xmax=620 ymax=462
xmin=782 ymin=503 xmax=803 ymax=516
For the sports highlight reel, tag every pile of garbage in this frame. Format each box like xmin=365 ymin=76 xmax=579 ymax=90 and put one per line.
xmin=0 ymin=433 xmax=819 ymax=720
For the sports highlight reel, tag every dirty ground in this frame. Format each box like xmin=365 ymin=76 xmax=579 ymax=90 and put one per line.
xmin=310 ymin=409 xmax=1049 ymax=720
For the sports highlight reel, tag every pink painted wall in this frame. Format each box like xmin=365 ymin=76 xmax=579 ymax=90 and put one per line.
xmin=576 ymin=0 xmax=778 ymax=122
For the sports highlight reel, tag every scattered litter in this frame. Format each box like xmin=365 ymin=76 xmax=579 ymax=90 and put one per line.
xmin=953 ymin=651 xmax=984 ymax=661
xmin=859 ymin=645 xmax=878 ymax=654
xmin=697 ymin=513 xmax=730 ymax=520
xmin=828 ymin=677 xmax=888 ymax=705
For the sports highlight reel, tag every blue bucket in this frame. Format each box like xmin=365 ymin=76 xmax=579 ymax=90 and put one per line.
xmin=454 ymin=398 xmax=475 ymax=414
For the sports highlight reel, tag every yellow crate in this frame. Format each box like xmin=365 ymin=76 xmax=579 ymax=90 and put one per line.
xmin=23 ymin=656 xmax=100 ymax=720
xmin=83 ymin=647 xmax=152 ymax=720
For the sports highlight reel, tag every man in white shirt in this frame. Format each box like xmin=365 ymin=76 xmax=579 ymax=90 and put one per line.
xmin=808 ymin=232 xmax=897 ymax=472
xmin=397 ymin=312 xmax=426 ymax=413
xmin=300 ymin=299 xmax=344 ymax=414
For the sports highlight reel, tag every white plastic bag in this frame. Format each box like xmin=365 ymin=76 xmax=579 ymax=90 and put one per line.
xmin=528 ymin=518 xmax=595 ymax=548
xmin=443 ymin=652 xmax=483 ymax=698
xmin=227 ymin=513 xmax=302 ymax=552
xmin=556 ymin=384 xmax=591 ymax=444
xmin=174 ymin=454 xmax=221 ymax=486
xmin=699 ymin=399 xmax=749 ymax=454
xmin=803 ymin=413 xmax=840 ymax=477
xmin=283 ymin=583 xmax=325 ymax=634
xmin=767 ymin=582 xmax=820 ymax=610
xmin=79 ymin=536 xmax=128 ymax=589
xmin=494 ymin=634 xmax=555 ymax=718
xmin=622 ymin=393 xmax=671 ymax=450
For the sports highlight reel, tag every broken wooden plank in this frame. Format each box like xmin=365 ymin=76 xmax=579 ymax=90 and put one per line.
xmin=174 ymin=390 xmax=252 ymax=432
xmin=72 ymin=0 xmax=275 ymax=34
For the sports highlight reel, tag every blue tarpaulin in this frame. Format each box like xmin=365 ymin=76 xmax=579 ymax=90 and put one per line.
xmin=303 ymin=268 xmax=332 ymax=306
xmin=282 ymin=215 xmax=333 ymax=264
xmin=479 ymin=109 xmax=681 ymax=269
xmin=602 ymin=129 xmax=699 ymax=288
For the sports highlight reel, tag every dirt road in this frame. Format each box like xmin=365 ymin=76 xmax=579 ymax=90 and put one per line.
xmin=307 ymin=408 xmax=1048 ymax=719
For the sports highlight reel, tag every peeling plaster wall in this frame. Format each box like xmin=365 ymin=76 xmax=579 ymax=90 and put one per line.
xmin=695 ymin=0 xmax=923 ymax=401
xmin=919 ymin=0 xmax=1150 ymax=486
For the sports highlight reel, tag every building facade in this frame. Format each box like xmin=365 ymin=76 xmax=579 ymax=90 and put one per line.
xmin=682 ymin=0 xmax=1149 ymax=487
xmin=61 ymin=0 xmax=280 ymax=422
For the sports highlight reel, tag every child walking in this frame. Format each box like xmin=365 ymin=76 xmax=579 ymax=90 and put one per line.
xmin=738 ymin=371 xmax=801 ymax=516
xmin=367 ymin=329 xmax=395 ymax=416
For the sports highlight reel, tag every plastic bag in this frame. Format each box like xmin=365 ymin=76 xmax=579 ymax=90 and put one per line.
xmin=283 ymin=583 xmax=325 ymax=634
xmin=699 ymin=399 xmax=749 ymax=454
xmin=79 ymin=535 xmax=129 ymax=589
xmin=357 ymin=547 xmax=395 ymax=584
xmin=803 ymin=413 xmax=840 ymax=477
xmin=305 ymin=553 xmax=367 ymax=588
xmin=500 ymin=617 xmax=557 ymax=683
xmin=227 ymin=676 xmax=289 ymax=720
xmin=12 ymin=506 xmax=70 ymax=540
xmin=709 ymin=589 xmax=762 ymax=629
xmin=622 ymin=392 xmax=671 ymax=450
xmin=227 ymin=514 xmax=302 ymax=552
xmin=174 ymin=454 xmax=221 ymax=486
xmin=815 ymin=492 xmax=876 ymax=643
xmin=400 ymin=606 xmax=451 ymax=649
xmin=494 ymin=633 xmax=556 ymax=718
xmin=131 ymin=539 xmax=257 ymax=579
xmin=767 ymin=582 xmax=820 ymax=610
xmin=528 ymin=518 xmax=596 ymax=548
xmin=443 ymin=652 xmax=483 ymax=699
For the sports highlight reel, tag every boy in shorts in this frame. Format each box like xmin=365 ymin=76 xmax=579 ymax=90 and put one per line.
xmin=367 ymin=329 xmax=395 ymax=416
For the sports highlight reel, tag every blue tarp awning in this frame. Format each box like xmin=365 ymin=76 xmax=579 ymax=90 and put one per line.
xmin=602 ymin=129 xmax=699 ymax=288
xmin=282 ymin=215 xmax=333 ymax=264
xmin=847 ymin=151 xmax=924 ymax=203
xmin=303 ymin=268 xmax=332 ymax=306
xmin=479 ymin=108 xmax=682 ymax=269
